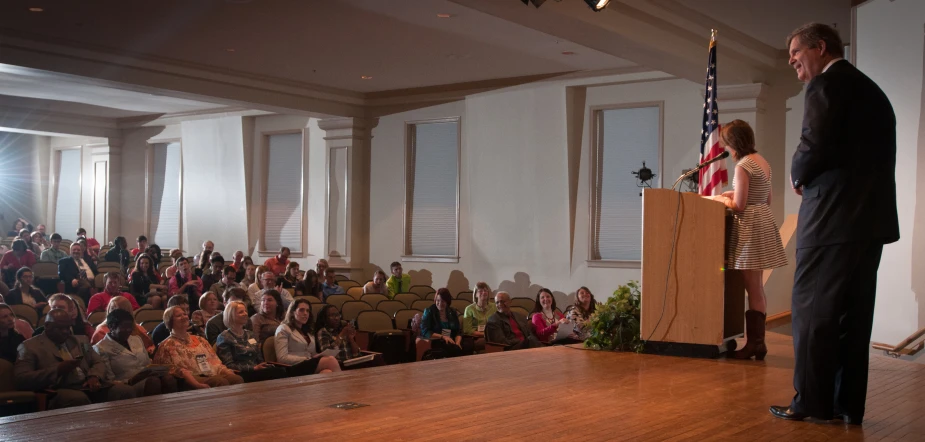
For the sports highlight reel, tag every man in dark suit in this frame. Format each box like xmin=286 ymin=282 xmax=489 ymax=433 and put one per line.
xmin=770 ymin=23 xmax=899 ymax=425
xmin=57 ymin=243 xmax=97 ymax=304
xmin=485 ymin=291 xmax=541 ymax=350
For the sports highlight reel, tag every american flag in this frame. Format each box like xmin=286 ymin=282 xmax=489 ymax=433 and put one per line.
xmin=699 ymin=31 xmax=728 ymax=196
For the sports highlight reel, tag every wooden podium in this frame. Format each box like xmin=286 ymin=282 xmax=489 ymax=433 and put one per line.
xmin=640 ymin=188 xmax=745 ymax=357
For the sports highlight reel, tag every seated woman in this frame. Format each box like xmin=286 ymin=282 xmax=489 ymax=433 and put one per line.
xmin=0 ymin=296 xmax=34 ymax=339
xmin=531 ymin=288 xmax=570 ymax=344
xmin=245 ymin=265 xmax=269 ymax=304
xmin=0 ymin=240 xmax=36 ymax=287
xmin=167 ymin=257 xmax=203 ymax=310
xmin=90 ymin=296 xmax=155 ymax=352
xmin=5 ymin=267 xmax=47 ymax=313
xmin=152 ymin=305 xmax=243 ymax=389
xmin=129 ymin=254 xmax=166 ymax=308
xmin=0 ymin=303 xmax=25 ymax=363
xmin=281 ymin=262 xmax=300 ymax=289
xmin=250 ymin=289 xmax=283 ymax=352
xmin=163 ymin=248 xmax=183 ymax=280
xmin=273 ymin=299 xmax=340 ymax=376
xmin=315 ymin=304 xmax=360 ymax=363
xmin=295 ymin=269 xmax=322 ymax=298
xmin=94 ymin=309 xmax=178 ymax=396
xmin=47 ymin=293 xmax=93 ymax=337
xmin=362 ymin=270 xmax=389 ymax=296
xmin=215 ymin=301 xmax=287 ymax=383
xmin=239 ymin=263 xmax=257 ymax=289
xmin=420 ymin=288 xmax=466 ymax=357
xmin=563 ymin=286 xmax=598 ymax=341
xmin=462 ymin=281 xmax=497 ymax=337
xmin=192 ymin=291 xmax=221 ymax=328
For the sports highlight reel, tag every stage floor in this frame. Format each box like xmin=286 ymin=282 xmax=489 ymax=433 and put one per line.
xmin=1 ymin=333 xmax=922 ymax=441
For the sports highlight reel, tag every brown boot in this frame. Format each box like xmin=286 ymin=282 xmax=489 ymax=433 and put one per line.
xmin=734 ymin=310 xmax=767 ymax=360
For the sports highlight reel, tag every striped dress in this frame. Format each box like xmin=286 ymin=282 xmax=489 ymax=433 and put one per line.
xmin=727 ymin=155 xmax=788 ymax=270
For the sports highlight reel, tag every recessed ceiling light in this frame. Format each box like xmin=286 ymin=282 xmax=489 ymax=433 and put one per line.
xmin=226 ymin=48 xmax=236 ymax=52
xmin=361 ymin=75 xmax=373 ymax=80
xmin=561 ymin=51 xmax=576 ymax=55
xmin=436 ymin=13 xmax=453 ymax=18
xmin=28 ymin=7 xmax=43 ymax=12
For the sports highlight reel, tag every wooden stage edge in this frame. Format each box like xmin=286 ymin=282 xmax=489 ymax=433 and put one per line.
xmin=1 ymin=333 xmax=923 ymax=441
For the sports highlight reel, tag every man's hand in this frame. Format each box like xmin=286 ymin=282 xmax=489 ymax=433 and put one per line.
xmin=254 ymin=362 xmax=269 ymax=370
xmin=791 ymin=174 xmax=803 ymax=196
xmin=84 ymin=376 xmax=101 ymax=392
xmin=56 ymin=359 xmax=82 ymax=376
xmin=71 ymin=279 xmax=79 ymax=287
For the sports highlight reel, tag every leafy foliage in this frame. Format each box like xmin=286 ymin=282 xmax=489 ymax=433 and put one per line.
xmin=584 ymin=280 xmax=643 ymax=352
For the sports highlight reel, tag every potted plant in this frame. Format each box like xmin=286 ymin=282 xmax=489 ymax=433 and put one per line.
xmin=584 ymin=280 xmax=643 ymax=352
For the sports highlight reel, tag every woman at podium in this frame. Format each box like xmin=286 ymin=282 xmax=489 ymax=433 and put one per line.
xmin=711 ymin=120 xmax=787 ymax=360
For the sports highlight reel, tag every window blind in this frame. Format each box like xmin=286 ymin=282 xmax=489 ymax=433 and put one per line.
xmin=150 ymin=142 xmax=181 ymax=249
xmin=54 ymin=149 xmax=81 ymax=241
xmin=263 ymin=133 xmax=303 ymax=252
xmin=407 ymin=121 xmax=459 ymax=257
xmin=593 ymin=107 xmax=660 ymax=261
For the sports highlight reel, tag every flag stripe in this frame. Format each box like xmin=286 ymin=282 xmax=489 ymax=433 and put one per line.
xmin=698 ymin=35 xmax=728 ymax=196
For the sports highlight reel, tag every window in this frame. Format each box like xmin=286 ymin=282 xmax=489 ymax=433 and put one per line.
xmin=404 ymin=118 xmax=460 ymax=261
xmin=261 ymin=132 xmax=304 ymax=254
xmin=54 ymin=149 xmax=81 ymax=241
xmin=149 ymin=142 xmax=182 ymax=249
xmin=590 ymin=105 xmax=662 ymax=264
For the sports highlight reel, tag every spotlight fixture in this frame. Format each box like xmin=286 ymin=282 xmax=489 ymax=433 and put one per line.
xmin=361 ymin=75 xmax=373 ymax=80
xmin=584 ymin=0 xmax=611 ymax=11
xmin=521 ymin=0 xmax=547 ymax=7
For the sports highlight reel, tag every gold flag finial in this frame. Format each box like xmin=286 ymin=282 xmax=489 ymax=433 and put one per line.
xmin=711 ymin=28 xmax=717 ymax=40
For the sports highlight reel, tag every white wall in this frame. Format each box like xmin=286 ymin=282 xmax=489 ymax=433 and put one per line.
xmin=855 ymin=0 xmax=925 ymax=358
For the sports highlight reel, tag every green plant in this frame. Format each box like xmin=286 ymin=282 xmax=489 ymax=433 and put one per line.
xmin=584 ymin=280 xmax=643 ymax=352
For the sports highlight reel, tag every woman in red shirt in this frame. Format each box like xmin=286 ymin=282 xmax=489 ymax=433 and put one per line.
xmin=0 ymin=240 xmax=36 ymax=287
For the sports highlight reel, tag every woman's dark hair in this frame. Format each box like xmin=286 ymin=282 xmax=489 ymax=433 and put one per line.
xmin=196 ymin=249 xmax=211 ymax=270
xmin=315 ymin=304 xmax=339 ymax=335
xmin=11 ymin=219 xmax=25 ymax=231
xmin=719 ymin=119 xmax=757 ymax=160
xmin=134 ymin=254 xmax=158 ymax=280
xmin=532 ymin=288 xmax=556 ymax=313
xmin=144 ymin=244 xmax=163 ymax=265
xmin=14 ymin=267 xmax=32 ymax=289
xmin=210 ymin=254 xmax=225 ymax=265
xmin=435 ymin=288 xmax=453 ymax=307
xmin=113 ymin=236 xmax=127 ymax=249
xmin=0 ymin=304 xmax=14 ymax=330
xmin=302 ymin=269 xmax=317 ymax=283
xmin=260 ymin=289 xmax=284 ymax=320
xmin=11 ymin=239 xmax=26 ymax=253
xmin=576 ymin=286 xmax=597 ymax=315
xmin=243 ymin=256 xmax=254 ymax=266
xmin=105 ymin=308 xmax=134 ymax=331
xmin=283 ymin=298 xmax=314 ymax=338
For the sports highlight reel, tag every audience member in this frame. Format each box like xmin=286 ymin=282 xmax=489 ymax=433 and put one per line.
xmin=150 ymin=295 xmax=202 ymax=347
xmin=164 ymin=248 xmax=184 ymax=280
xmin=76 ymin=228 xmax=101 ymax=261
xmin=485 ymin=291 xmax=541 ymax=350
xmin=420 ymin=288 xmax=466 ymax=357
xmin=320 ymin=267 xmax=345 ymax=301
xmin=20 ymin=229 xmax=42 ymax=256
xmin=240 ymin=264 xmax=257 ymax=290
xmin=93 ymin=309 xmax=177 ymax=397
xmin=296 ymin=269 xmax=322 ymax=298
xmin=245 ymin=265 xmax=270 ymax=304
xmin=386 ymin=262 xmax=411 ymax=298
xmin=274 ymin=299 xmax=341 ymax=375
xmin=152 ymin=306 xmax=243 ymax=389
xmin=263 ymin=247 xmax=291 ymax=276
xmin=192 ymin=291 xmax=221 ymax=328
xmin=209 ymin=265 xmax=239 ymax=296
xmin=251 ymin=289 xmax=283 ymax=351
xmin=129 ymin=254 xmax=166 ymax=308
xmin=236 ymin=256 xmax=254 ymax=283
xmin=168 ymin=257 xmax=203 ymax=311
xmin=229 ymin=250 xmax=245 ymax=272
xmin=0 ymin=304 xmax=25 ymax=363
xmin=215 ymin=301 xmax=287 ymax=383
xmin=1 ymin=240 xmax=37 ymax=287
xmin=315 ymin=258 xmax=328 ymax=277
xmin=281 ymin=261 xmax=300 ymax=289
xmin=39 ymin=233 xmax=67 ymax=263
xmin=88 ymin=272 xmax=140 ymax=314
xmin=103 ymin=236 xmax=131 ymax=272
xmin=47 ymin=294 xmax=93 ymax=337
xmin=5 ymin=267 xmax=47 ymax=312
xmin=89 ymin=296 xmax=154 ymax=351
xmin=30 ymin=232 xmax=48 ymax=255
xmin=206 ymin=288 xmax=251 ymax=344
xmin=315 ymin=304 xmax=360 ymax=363
xmin=6 ymin=218 xmax=27 ymax=237
xmin=193 ymin=240 xmax=214 ymax=269
xmin=35 ymin=224 xmax=48 ymax=240
xmin=0 ymin=296 xmax=34 ymax=339
xmin=564 ymin=286 xmax=598 ymax=341
xmin=14 ymin=309 xmax=136 ymax=409
xmin=144 ymin=243 xmax=163 ymax=266
xmin=462 ymin=282 xmax=497 ymax=337
xmin=130 ymin=235 xmax=147 ymax=258
xmin=531 ymin=288 xmax=569 ymax=344
xmin=57 ymin=243 xmax=96 ymax=302
xmin=200 ymin=255 xmax=225 ymax=291
xmin=75 ymin=237 xmax=97 ymax=266
xmin=363 ymin=270 xmax=389 ymax=296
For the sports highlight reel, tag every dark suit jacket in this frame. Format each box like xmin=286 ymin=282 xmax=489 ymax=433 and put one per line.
xmin=57 ymin=257 xmax=98 ymax=294
xmin=5 ymin=287 xmax=47 ymax=306
xmin=485 ymin=310 xmax=536 ymax=346
xmin=792 ymin=59 xmax=900 ymax=249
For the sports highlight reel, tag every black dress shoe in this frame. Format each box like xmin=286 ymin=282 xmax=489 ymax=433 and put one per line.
xmin=769 ymin=405 xmax=809 ymax=421
xmin=836 ymin=414 xmax=863 ymax=425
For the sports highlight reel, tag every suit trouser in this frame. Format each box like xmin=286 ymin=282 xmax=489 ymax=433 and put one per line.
xmin=50 ymin=383 xmax=136 ymax=409
xmin=790 ymin=241 xmax=883 ymax=419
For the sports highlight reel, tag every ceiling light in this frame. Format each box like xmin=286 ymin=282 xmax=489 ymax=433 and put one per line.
xmin=521 ymin=0 xmax=547 ymax=7
xmin=584 ymin=0 xmax=611 ymax=11
xmin=436 ymin=13 xmax=453 ymax=18
xmin=361 ymin=75 xmax=373 ymax=80
xmin=28 ymin=7 xmax=43 ymax=12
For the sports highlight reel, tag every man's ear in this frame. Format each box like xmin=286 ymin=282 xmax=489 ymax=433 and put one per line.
xmin=816 ymin=39 xmax=828 ymax=57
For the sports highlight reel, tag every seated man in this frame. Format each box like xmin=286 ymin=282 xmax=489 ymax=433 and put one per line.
xmin=14 ymin=309 xmax=136 ymax=409
xmin=209 ymin=265 xmax=239 ymax=296
xmin=320 ymin=267 xmax=345 ymax=301
xmin=130 ymin=235 xmax=147 ymax=258
xmin=193 ymin=240 xmax=214 ymax=268
xmin=201 ymin=255 xmax=225 ymax=291
xmin=39 ymin=233 xmax=68 ymax=263
xmin=58 ymin=243 xmax=96 ymax=303
xmin=485 ymin=291 xmax=542 ymax=350
xmin=87 ymin=272 xmax=140 ymax=314
xmin=386 ymin=261 xmax=411 ymax=297
xmin=263 ymin=247 xmax=290 ymax=276
xmin=206 ymin=287 xmax=252 ymax=345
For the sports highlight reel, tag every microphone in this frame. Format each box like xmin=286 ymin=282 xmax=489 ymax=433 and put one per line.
xmin=671 ymin=151 xmax=730 ymax=190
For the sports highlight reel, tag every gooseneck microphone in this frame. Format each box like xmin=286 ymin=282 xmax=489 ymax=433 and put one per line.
xmin=671 ymin=151 xmax=730 ymax=190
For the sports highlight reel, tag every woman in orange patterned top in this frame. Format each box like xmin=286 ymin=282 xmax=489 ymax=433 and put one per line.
xmin=153 ymin=306 xmax=243 ymax=389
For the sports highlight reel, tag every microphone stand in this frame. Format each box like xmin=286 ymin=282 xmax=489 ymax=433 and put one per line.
xmin=671 ymin=168 xmax=699 ymax=191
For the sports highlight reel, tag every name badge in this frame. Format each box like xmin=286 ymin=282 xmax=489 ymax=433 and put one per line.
xmin=247 ymin=338 xmax=257 ymax=345
xmin=195 ymin=354 xmax=213 ymax=376
xmin=477 ymin=325 xmax=486 ymax=332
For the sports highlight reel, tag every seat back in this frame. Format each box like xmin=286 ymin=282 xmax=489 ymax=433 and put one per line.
xmin=346 ymin=286 xmax=364 ymax=300
xmin=87 ymin=311 xmax=106 ymax=326
xmin=263 ymin=336 xmax=277 ymax=363
xmin=456 ymin=291 xmax=473 ymax=303
xmin=334 ymin=274 xmax=348 ymax=281
xmin=94 ymin=274 xmax=106 ymax=290
xmin=340 ymin=301 xmax=373 ymax=321
xmin=0 ymin=359 xmax=16 ymax=392
xmin=31 ymin=262 xmax=58 ymax=279
xmin=325 ymin=294 xmax=352 ymax=311
xmin=10 ymin=304 xmax=38 ymax=327
xmin=423 ymin=292 xmax=436 ymax=301
xmin=393 ymin=293 xmax=419 ymax=307
xmin=408 ymin=285 xmax=434 ymax=298
xmin=510 ymin=297 xmax=536 ymax=312
xmin=336 ymin=280 xmax=361 ymax=290
xmin=511 ymin=306 xmax=530 ymax=318
xmin=359 ymin=294 xmax=388 ymax=309
xmin=294 ymin=295 xmax=322 ymax=304
xmin=356 ymin=310 xmax=395 ymax=332
xmin=97 ymin=263 xmax=122 ymax=274
xmin=140 ymin=320 xmax=161 ymax=334
xmin=410 ymin=299 xmax=432 ymax=311
xmin=134 ymin=308 xmax=165 ymax=324
xmin=376 ymin=300 xmax=405 ymax=318
xmin=450 ymin=299 xmax=471 ymax=312
xmin=393 ymin=309 xmax=421 ymax=330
